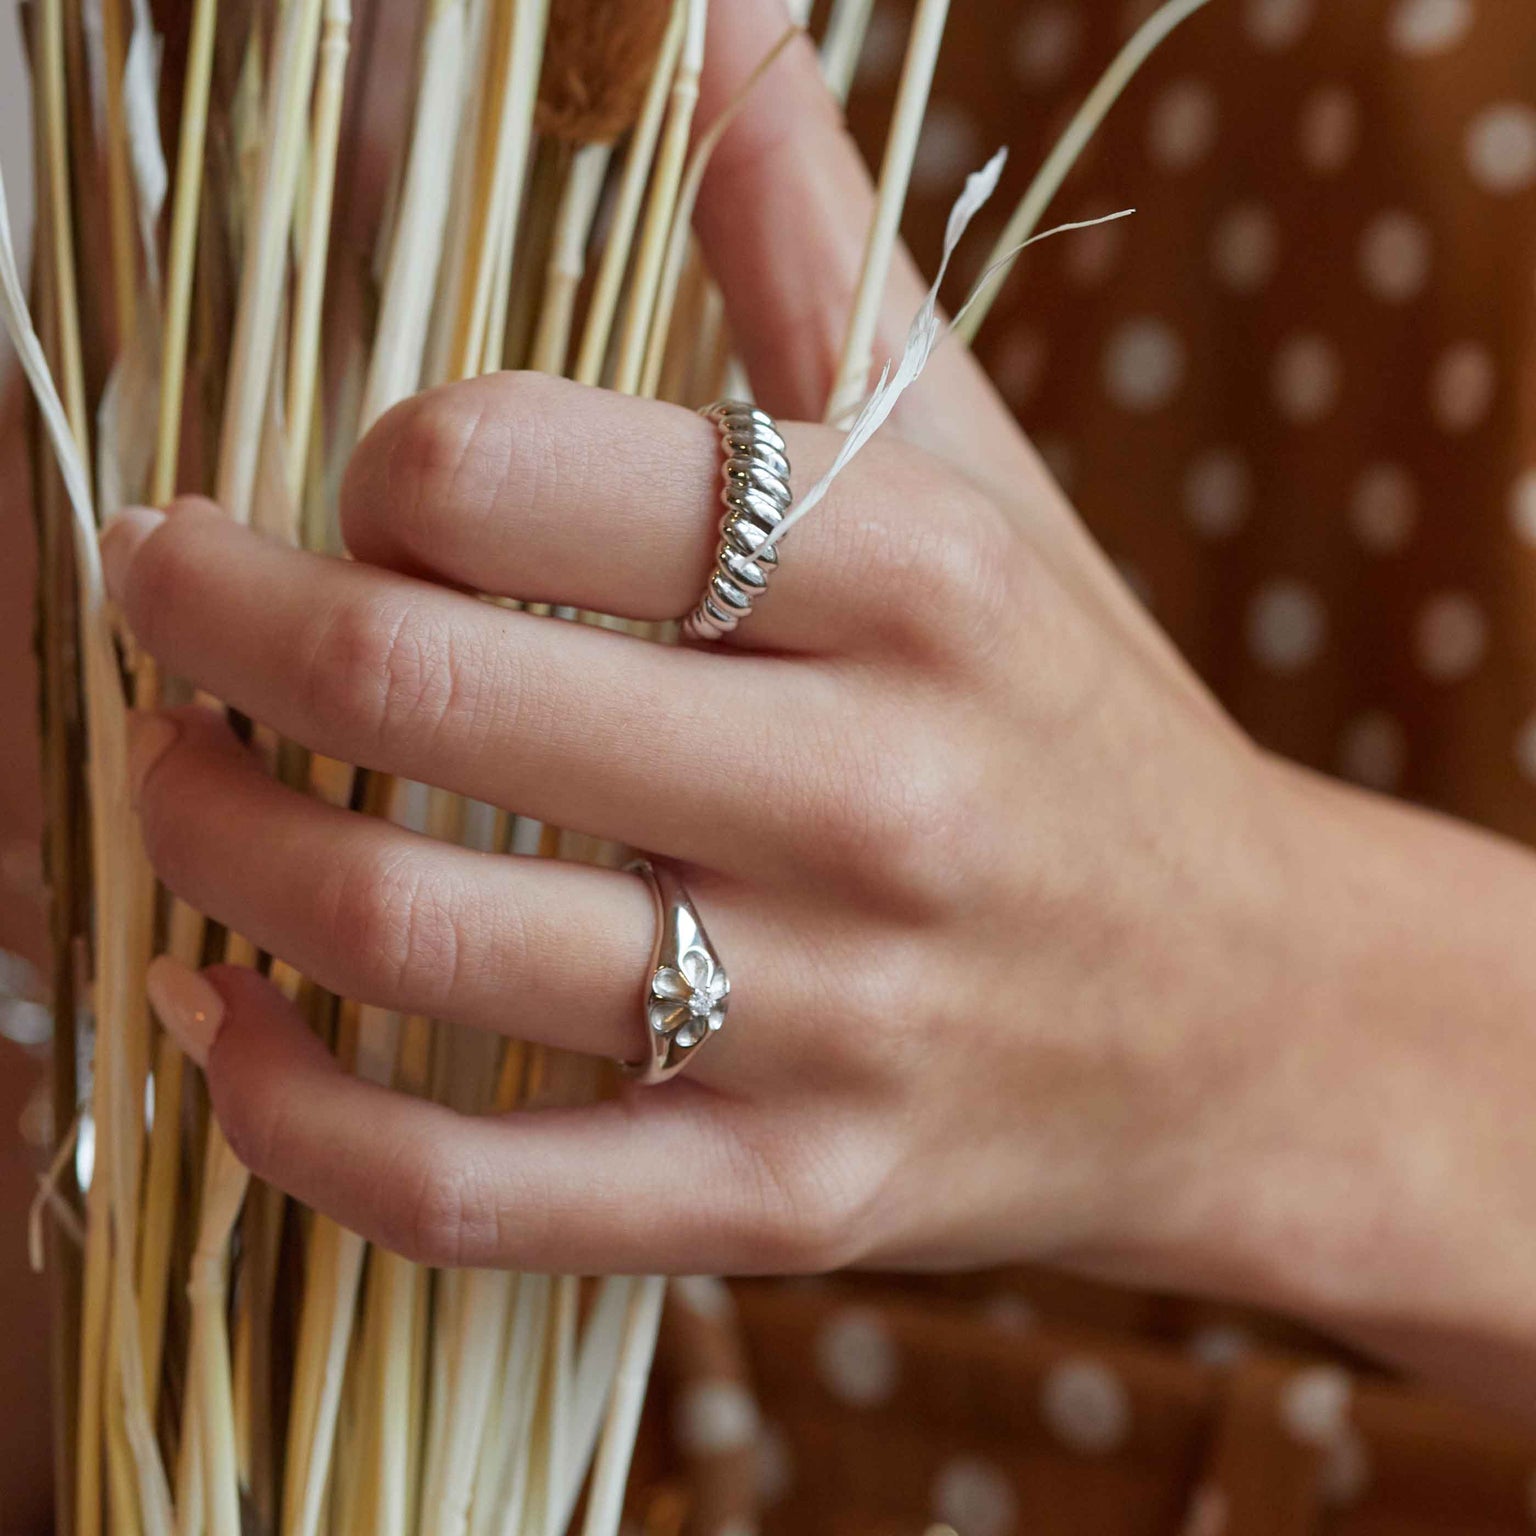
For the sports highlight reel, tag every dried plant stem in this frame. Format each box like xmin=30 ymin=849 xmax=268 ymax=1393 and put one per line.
xmin=38 ymin=0 xmax=89 ymax=453
xmin=953 ymin=0 xmax=1213 ymax=343
xmin=359 ymin=0 xmax=468 ymax=430
xmin=186 ymin=1129 xmax=250 ymax=1536
xmin=578 ymin=1278 xmax=665 ymax=1536
xmin=819 ymin=0 xmax=876 ymax=104
xmin=529 ymin=141 xmax=610 ymax=375
xmin=150 ymin=0 xmax=218 ymax=504
xmin=217 ymin=0 xmax=323 ymax=522
xmin=135 ymin=898 xmax=206 ymax=1413
xmin=825 ymin=0 xmax=949 ymax=425
xmin=610 ymin=0 xmax=704 ymax=395
xmin=447 ymin=0 xmax=551 ymax=381
xmin=572 ymin=0 xmax=683 ymax=387
xmin=639 ymin=22 xmax=796 ymax=397
xmin=285 ymin=0 xmax=352 ymax=497
xmin=98 ymin=0 xmax=141 ymax=354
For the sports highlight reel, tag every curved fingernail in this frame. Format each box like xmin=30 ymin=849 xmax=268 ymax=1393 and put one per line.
xmin=128 ymin=712 xmax=180 ymax=806
xmin=146 ymin=956 xmax=224 ymax=1069
xmin=100 ymin=505 xmax=165 ymax=602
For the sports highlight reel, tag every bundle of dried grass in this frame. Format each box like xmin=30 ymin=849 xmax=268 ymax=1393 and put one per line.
xmin=4 ymin=1 xmax=1208 ymax=1531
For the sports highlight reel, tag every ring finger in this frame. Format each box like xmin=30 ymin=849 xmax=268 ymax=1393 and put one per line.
xmin=134 ymin=706 xmax=807 ymax=1084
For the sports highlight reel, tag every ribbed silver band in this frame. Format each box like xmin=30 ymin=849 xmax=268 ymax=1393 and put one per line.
xmin=681 ymin=400 xmax=792 ymax=643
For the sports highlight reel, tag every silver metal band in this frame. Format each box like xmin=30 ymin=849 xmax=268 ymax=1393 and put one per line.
xmin=681 ymin=400 xmax=792 ymax=643
xmin=622 ymin=859 xmax=731 ymax=1085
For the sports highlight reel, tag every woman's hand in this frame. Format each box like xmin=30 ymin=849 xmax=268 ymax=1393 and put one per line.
xmin=97 ymin=0 xmax=1536 ymax=1414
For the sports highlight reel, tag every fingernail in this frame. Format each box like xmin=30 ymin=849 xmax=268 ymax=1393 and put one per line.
xmin=145 ymin=956 xmax=224 ymax=1069
xmin=100 ymin=505 xmax=166 ymax=602
xmin=128 ymin=712 xmax=179 ymax=804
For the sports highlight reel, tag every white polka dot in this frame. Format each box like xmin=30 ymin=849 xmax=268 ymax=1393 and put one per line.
xmin=0 ymin=998 xmax=50 ymax=1048
xmin=1416 ymin=591 xmax=1487 ymax=680
xmin=756 ymin=1422 xmax=793 ymax=1504
xmin=1188 ymin=1324 xmax=1253 ymax=1370
xmin=1466 ymin=103 xmax=1536 ymax=194
xmin=1211 ymin=203 xmax=1279 ymax=291
xmin=1431 ymin=341 xmax=1496 ymax=431
xmin=991 ymin=328 xmax=1047 ymax=404
xmin=1338 ymin=713 xmax=1408 ymax=790
xmin=1510 ymin=469 xmax=1536 ymax=543
xmin=1247 ymin=580 xmax=1327 ymax=672
xmin=1183 ymin=449 xmax=1252 ymax=538
xmin=1271 ymin=333 xmax=1342 ymax=423
xmin=1358 ymin=210 xmax=1432 ymax=301
xmin=932 ymin=1457 xmax=1018 ymax=1536
xmin=1322 ymin=1428 xmax=1372 ymax=1505
xmin=1279 ymin=1365 xmax=1353 ymax=1446
xmin=815 ymin=1309 xmax=899 ymax=1407
xmin=672 ymin=1275 xmax=734 ymax=1319
xmin=913 ymin=102 xmax=985 ymax=196
xmin=1012 ymin=4 xmax=1083 ymax=87
xmin=1040 ymin=1358 xmax=1132 ymax=1454
xmin=1388 ymin=0 xmax=1474 ymax=55
xmin=1148 ymin=78 xmax=1219 ymax=170
xmin=1063 ymin=212 xmax=1126 ymax=286
xmin=1350 ymin=463 xmax=1418 ymax=552
xmin=1104 ymin=318 xmax=1184 ymax=411
xmin=675 ymin=1381 xmax=760 ymax=1456
xmin=1298 ymin=85 xmax=1359 ymax=173
xmin=1245 ymin=0 xmax=1313 ymax=50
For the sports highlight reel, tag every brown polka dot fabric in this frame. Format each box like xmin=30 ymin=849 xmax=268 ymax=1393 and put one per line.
xmin=635 ymin=3 xmax=1536 ymax=1533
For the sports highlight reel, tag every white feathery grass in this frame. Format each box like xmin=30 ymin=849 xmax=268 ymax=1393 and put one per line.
xmin=767 ymin=155 xmax=1130 ymax=551
xmin=954 ymin=0 xmax=1213 ymax=342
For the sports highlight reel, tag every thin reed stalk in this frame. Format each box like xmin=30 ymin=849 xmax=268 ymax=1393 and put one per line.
xmin=825 ymin=0 xmax=950 ymax=425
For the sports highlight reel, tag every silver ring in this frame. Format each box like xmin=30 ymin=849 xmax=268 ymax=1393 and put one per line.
xmin=622 ymin=859 xmax=731 ymax=1085
xmin=681 ymin=400 xmax=791 ymax=643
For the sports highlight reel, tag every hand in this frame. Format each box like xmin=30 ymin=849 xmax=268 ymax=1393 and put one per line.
xmin=97 ymin=1 xmax=1536 ymax=1415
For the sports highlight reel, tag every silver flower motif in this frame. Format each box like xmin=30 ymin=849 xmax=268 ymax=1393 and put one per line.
xmin=647 ymin=948 xmax=730 ymax=1050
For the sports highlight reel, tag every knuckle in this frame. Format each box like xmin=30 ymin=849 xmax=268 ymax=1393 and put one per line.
xmin=346 ymin=387 xmax=485 ymax=557
xmin=301 ymin=589 xmax=456 ymax=757
xmin=318 ymin=845 xmax=460 ymax=1009
xmin=736 ymin=1129 xmax=876 ymax=1273
xmin=121 ymin=509 xmax=202 ymax=645
xmin=859 ymin=468 xmax=1022 ymax=666
xmin=394 ymin=1142 xmax=501 ymax=1268
xmin=799 ymin=731 xmax=981 ymax=921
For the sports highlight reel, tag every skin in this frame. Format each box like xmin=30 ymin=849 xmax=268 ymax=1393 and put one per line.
xmin=15 ymin=0 xmax=1536 ymax=1460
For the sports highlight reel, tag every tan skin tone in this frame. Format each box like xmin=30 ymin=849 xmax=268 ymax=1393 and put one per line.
xmin=7 ymin=11 xmax=1536 ymax=1506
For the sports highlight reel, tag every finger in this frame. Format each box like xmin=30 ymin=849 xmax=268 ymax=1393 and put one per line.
xmin=340 ymin=371 xmax=970 ymax=656
xmin=134 ymin=705 xmax=685 ymax=1067
xmin=105 ymin=503 xmax=891 ymax=882
xmin=694 ymin=0 xmax=1023 ymax=482
xmin=151 ymin=960 xmax=860 ymax=1274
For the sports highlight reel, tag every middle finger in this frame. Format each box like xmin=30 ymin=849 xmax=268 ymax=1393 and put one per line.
xmin=102 ymin=498 xmax=865 ymax=880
